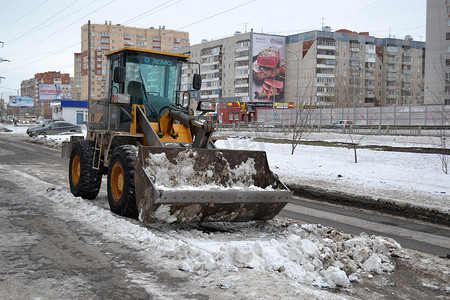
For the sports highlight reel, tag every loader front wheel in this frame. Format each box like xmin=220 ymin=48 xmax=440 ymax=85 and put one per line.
xmin=107 ymin=146 xmax=138 ymax=219
xmin=69 ymin=140 xmax=103 ymax=200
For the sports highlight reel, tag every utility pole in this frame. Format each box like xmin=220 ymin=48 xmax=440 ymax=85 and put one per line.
xmin=88 ymin=20 xmax=92 ymax=123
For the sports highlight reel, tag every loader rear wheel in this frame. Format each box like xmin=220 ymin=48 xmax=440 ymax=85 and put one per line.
xmin=107 ymin=145 xmax=138 ymax=219
xmin=69 ymin=140 xmax=103 ymax=200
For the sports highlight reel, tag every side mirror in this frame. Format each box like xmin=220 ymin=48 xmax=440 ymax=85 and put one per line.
xmin=113 ymin=66 xmax=126 ymax=83
xmin=192 ymin=73 xmax=202 ymax=90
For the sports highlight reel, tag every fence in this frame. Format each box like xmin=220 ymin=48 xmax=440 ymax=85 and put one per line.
xmin=257 ymin=105 xmax=450 ymax=127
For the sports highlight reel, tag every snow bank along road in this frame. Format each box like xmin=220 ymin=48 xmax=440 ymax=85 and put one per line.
xmin=0 ymin=130 xmax=449 ymax=299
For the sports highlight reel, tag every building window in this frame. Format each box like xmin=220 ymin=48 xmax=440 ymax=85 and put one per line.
xmin=446 ymin=33 xmax=450 ymax=40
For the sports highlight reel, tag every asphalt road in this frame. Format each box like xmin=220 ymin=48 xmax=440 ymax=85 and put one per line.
xmin=280 ymin=198 xmax=450 ymax=257
xmin=3 ymin=133 xmax=449 ymax=258
xmin=1 ymin=133 xmax=449 ymax=299
xmin=0 ymin=134 xmax=233 ymax=299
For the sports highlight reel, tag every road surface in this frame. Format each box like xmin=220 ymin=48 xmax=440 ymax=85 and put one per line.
xmin=0 ymin=133 xmax=449 ymax=299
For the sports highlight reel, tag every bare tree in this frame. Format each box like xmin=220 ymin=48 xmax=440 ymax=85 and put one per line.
xmin=291 ymin=76 xmax=316 ymax=155
xmin=428 ymin=56 xmax=450 ymax=174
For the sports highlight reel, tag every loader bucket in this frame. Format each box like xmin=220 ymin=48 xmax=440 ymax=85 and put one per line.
xmin=134 ymin=146 xmax=292 ymax=223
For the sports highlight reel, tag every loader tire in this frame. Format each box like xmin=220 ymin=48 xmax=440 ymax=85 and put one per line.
xmin=107 ymin=145 xmax=138 ymax=219
xmin=69 ymin=140 xmax=103 ymax=200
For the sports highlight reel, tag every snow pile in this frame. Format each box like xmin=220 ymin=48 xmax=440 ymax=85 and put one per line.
xmin=5 ymin=167 xmax=402 ymax=290
xmin=0 ymin=124 xmax=12 ymax=132
xmin=144 ymin=149 xmax=259 ymax=190
xmin=171 ymin=222 xmax=401 ymax=288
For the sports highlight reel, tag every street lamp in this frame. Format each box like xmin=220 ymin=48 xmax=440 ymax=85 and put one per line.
xmin=287 ymin=49 xmax=299 ymax=106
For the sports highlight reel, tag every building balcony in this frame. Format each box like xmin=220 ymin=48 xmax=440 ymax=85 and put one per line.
xmin=202 ymin=86 xmax=222 ymax=91
xmin=235 ymin=46 xmax=249 ymax=52
xmin=402 ymin=70 xmax=412 ymax=74
xmin=366 ymin=85 xmax=375 ymax=90
xmin=235 ymin=65 xmax=249 ymax=70
xmin=235 ymin=83 xmax=249 ymax=88
xmin=316 ymin=63 xmax=335 ymax=69
xmin=315 ymin=82 xmax=335 ymax=87
xmin=202 ymin=69 xmax=222 ymax=75
xmin=317 ymin=44 xmax=336 ymax=50
xmin=235 ymin=73 xmax=249 ymax=79
xmin=350 ymin=47 xmax=360 ymax=52
xmin=316 ymin=91 xmax=335 ymax=97
xmin=366 ymin=93 xmax=375 ymax=98
xmin=317 ymin=54 xmax=336 ymax=59
xmin=235 ymin=92 xmax=248 ymax=97
xmin=386 ymin=46 xmax=399 ymax=53
xmin=387 ymin=94 xmax=397 ymax=99
xmin=202 ymin=60 xmax=221 ymax=66
xmin=316 ymin=73 xmax=335 ymax=78
xmin=202 ymin=77 xmax=221 ymax=82
xmin=235 ymin=56 xmax=249 ymax=62
xmin=366 ymin=74 xmax=375 ymax=80
xmin=386 ymin=85 xmax=397 ymax=90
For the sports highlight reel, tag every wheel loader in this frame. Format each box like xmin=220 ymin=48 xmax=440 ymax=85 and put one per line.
xmin=62 ymin=47 xmax=292 ymax=223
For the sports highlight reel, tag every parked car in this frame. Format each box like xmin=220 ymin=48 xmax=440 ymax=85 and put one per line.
xmin=26 ymin=120 xmax=52 ymax=135
xmin=27 ymin=121 xmax=82 ymax=137
xmin=332 ymin=120 xmax=354 ymax=126
xmin=248 ymin=121 xmax=274 ymax=128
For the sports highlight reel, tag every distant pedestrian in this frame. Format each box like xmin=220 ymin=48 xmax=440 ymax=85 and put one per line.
xmin=13 ymin=118 xmax=18 ymax=126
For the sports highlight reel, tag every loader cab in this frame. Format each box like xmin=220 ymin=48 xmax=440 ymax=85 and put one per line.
xmin=106 ymin=48 xmax=194 ymax=126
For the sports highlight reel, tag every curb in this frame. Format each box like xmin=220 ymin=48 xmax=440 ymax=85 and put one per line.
xmin=287 ymin=184 xmax=450 ymax=227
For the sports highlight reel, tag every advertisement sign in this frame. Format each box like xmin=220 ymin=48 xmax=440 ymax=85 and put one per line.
xmin=39 ymin=84 xmax=72 ymax=101
xmin=252 ymin=34 xmax=286 ymax=102
xmin=9 ymin=96 xmax=34 ymax=107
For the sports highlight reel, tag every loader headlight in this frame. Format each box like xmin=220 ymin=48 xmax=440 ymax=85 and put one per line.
xmin=197 ymin=101 xmax=216 ymax=112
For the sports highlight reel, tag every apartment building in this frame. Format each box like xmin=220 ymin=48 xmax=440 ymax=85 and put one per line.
xmin=177 ymin=32 xmax=251 ymax=102
xmin=175 ymin=29 xmax=425 ymax=123
xmin=175 ymin=31 xmax=288 ymax=122
xmin=20 ymin=71 xmax=71 ymax=118
xmin=424 ymin=0 xmax=449 ymax=105
xmin=74 ymin=21 xmax=190 ymax=101
xmin=285 ymin=29 xmax=425 ymax=108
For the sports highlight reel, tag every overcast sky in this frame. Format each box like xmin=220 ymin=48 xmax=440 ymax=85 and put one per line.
xmin=0 ymin=0 xmax=426 ymax=98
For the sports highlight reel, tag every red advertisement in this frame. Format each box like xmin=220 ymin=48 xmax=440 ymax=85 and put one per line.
xmin=252 ymin=34 xmax=286 ymax=102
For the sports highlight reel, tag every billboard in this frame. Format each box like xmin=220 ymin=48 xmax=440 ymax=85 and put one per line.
xmin=39 ymin=84 xmax=72 ymax=101
xmin=9 ymin=96 xmax=34 ymax=107
xmin=252 ymin=34 xmax=286 ymax=102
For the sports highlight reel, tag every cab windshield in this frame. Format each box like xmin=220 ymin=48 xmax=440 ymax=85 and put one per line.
xmin=124 ymin=53 xmax=181 ymax=119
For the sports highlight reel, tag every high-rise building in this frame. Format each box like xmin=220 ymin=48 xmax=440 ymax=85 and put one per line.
xmin=424 ymin=0 xmax=450 ymax=105
xmin=75 ymin=22 xmax=190 ymax=101
xmin=175 ymin=29 xmax=425 ymax=114
xmin=286 ymin=29 xmax=425 ymax=108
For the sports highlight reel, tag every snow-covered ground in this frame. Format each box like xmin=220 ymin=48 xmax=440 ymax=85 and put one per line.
xmin=1 ymin=124 xmax=449 ymax=298
xmin=215 ymin=131 xmax=450 ymax=216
